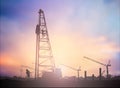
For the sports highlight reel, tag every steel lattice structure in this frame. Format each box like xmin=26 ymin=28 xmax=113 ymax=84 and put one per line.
xmin=35 ymin=9 xmax=55 ymax=79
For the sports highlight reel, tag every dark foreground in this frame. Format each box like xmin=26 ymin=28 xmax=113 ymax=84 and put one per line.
xmin=0 ymin=78 xmax=120 ymax=87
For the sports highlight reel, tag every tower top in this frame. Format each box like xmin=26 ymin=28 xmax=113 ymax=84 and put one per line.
xmin=39 ymin=9 xmax=43 ymax=14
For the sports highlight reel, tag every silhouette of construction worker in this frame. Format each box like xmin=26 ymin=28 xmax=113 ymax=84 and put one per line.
xmin=26 ymin=69 xmax=30 ymax=78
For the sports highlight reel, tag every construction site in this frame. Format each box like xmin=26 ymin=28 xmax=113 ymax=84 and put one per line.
xmin=0 ymin=9 xmax=120 ymax=87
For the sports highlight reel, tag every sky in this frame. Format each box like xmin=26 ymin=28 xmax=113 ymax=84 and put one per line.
xmin=0 ymin=0 xmax=120 ymax=78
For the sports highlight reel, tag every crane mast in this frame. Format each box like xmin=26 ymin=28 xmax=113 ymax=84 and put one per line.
xmin=35 ymin=9 xmax=55 ymax=79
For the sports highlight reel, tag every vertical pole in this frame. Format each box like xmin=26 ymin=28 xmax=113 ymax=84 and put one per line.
xmin=35 ymin=24 xmax=40 ymax=79
xmin=35 ymin=9 xmax=41 ymax=79
xmin=37 ymin=35 xmax=40 ymax=78
xmin=35 ymin=34 xmax=37 ymax=79
xmin=84 ymin=71 xmax=87 ymax=79
xmin=106 ymin=65 xmax=108 ymax=79
xmin=92 ymin=74 xmax=94 ymax=80
xmin=99 ymin=68 xmax=102 ymax=80
xmin=35 ymin=34 xmax=39 ymax=79
xmin=37 ymin=10 xmax=41 ymax=78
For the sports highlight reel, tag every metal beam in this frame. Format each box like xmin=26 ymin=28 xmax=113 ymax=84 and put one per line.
xmin=84 ymin=56 xmax=106 ymax=66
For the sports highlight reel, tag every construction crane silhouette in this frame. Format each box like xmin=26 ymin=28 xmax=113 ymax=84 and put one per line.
xmin=35 ymin=9 xmax=55 ymax=79
xmin=83 ymin=56 xmax=111 ymax=78
xmin=61 ymin=64 xmax=81 ymax=79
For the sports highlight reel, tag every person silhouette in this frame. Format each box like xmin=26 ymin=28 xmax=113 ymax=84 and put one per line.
xmin=26 ymin=69 xmax=30 ymax=78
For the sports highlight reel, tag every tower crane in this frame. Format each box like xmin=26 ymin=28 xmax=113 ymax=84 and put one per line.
xmin=61 ymin=64 xmax=81 ymax=79
xmin=35 ymin=9 xmax=55 ymax=79
xmin=83 ymin=56 xmax=111 ymax=78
